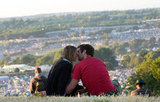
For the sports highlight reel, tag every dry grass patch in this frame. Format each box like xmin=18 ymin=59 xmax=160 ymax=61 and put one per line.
xmin=0 ymin=96 xmax=160 ymax=102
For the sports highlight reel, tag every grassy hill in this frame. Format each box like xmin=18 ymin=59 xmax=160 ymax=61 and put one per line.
xmin=0 ymin=96 xmax=159 ymax=102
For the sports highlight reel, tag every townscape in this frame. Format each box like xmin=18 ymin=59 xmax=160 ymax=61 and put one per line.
xmin=0 ymin=8 xmax=160 ymax=99
xmin=0 ymin=26 xmax=160 ymax=57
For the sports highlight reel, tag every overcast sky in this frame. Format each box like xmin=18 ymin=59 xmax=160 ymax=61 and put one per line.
xmin=0 ymin=0 xmax=160 ymax=18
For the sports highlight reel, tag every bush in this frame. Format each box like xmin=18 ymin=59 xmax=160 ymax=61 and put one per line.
xmin=126 ymin=57 xmax=160 ymax=95
xmin=14 ymin=68 xmax=20 ymax=72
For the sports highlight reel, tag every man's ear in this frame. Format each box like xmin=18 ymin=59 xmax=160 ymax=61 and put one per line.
xmin=83 ymin=50 xmax=86 ymax=54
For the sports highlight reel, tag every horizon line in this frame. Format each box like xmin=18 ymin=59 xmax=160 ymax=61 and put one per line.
xmin=0 ymin=7 xmax=160 ymax=19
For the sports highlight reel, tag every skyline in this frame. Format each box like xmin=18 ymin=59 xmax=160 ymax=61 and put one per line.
xmin=0 ymin=0 xmax=160 ymax=18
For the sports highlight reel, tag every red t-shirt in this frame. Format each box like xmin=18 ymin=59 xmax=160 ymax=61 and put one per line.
xmin=72 ymin=57 xmax=116 ymax=95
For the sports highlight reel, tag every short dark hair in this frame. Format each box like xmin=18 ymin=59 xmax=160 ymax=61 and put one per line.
xmin=77 ymin=44 xmax=94 ymax=57
xmin=137 ymin=83 xmax=145 ymax=88
xmin=35 ymin=68 xmax=42 ymax=73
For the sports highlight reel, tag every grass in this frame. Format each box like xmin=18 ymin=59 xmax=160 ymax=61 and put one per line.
xmin=0 ymin=96 xmax=160 ymax=102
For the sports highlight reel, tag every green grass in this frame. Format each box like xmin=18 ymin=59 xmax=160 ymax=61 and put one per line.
xmin=0 ymin=96 xmax=160 ymax=102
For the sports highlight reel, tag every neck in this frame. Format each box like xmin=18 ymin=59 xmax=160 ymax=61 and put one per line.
xmin=83 ymin=55 xmax=91 ymax=59
xmin=87 ymin=55 xmax=91 ymax=58
xmin=137 ymin=86 xmax=144 ymax=89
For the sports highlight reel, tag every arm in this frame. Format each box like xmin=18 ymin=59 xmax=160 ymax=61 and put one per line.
xmin=29 ymin=78 xmax=35 ymax=94
xmin=131 ymin=90 xmax=137 ymax=96
xmin=66 ymin=63 xmax=81 ymax=94
xmin=65 ymin=79 xmax=79 ymax=94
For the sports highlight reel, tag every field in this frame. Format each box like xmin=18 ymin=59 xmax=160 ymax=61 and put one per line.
xmin=0 ymin=96 xmax=160 ymax=102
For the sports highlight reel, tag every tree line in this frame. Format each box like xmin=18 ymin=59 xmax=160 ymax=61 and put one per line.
xmin=0 ymin=8 xmax=160 ymax=39
xmin=0 ymin=47 xmax=118 ymax=70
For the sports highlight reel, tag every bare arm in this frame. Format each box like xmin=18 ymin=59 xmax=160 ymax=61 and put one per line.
xmin=131 ymin=90 xmax=137 ymax=96
xmin=65 ymin=79 xmax=79 ymax=94
xmin=29 ymin=78 xmax=35 ymax=94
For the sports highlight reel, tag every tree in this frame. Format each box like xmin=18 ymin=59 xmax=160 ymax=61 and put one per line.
xmin=150 ymin=57 xmax=160 ymax=81
xmin=103 ymin=40 xmax=109 ymax=46
xmin=129 ymin=52 xmax=138 ymax=67
xmin=14 ymin=68 xmax=20 ymax=72
xmin=129 ymin=39 xmax=145 ymax=53
xmin=21 ymin=54 xmax=36 ymax=65
xmin=121 ymin=52 xmax=142 ymax=68
xmin=142 ymin=40 xmax=149 ymax=48
xmin=138 ymin=50 xmax=149 ymax=58
xmin=0 ymin=59 xmax=8 ymax=66
xmin=115 ymin=45 xmax=127 ymax=55
xmin=158 ymin=38 xmax=160 ymax=46
xmin=132 ymin=26 xmax=139 ymax=30
xmin=145 ymin=50 xmax=160 ymax=60
xmin=36 ymin=52 xmax=54 ymax=65
xmin=121 ymin=54 xmax=130 ymax=67
xmin=149 ymin=37 xmax=156 ymax=49
xmin=53 ymin=49 xmax=63 ymax=63
xmin=94 ymin=47 xmax=118 ymax=70
xmin=11 ymin=54 xmax=38 ymax=66
xmin=126 ymin=57 xmax=160 ymax=95
xmin=122 ymin=42 xmax=129 ymax=48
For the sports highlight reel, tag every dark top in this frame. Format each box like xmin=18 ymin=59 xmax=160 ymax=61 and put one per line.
xmin=46 ymin=58 xmax=72 ymax=96
xmin=131 ymin=88 xmax=152 ymax=96
xmin=30 ymin=75 xmax=47 ymax=94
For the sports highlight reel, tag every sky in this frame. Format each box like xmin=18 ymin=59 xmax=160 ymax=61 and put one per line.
xmin=0 ymin=0 xmax=160 ymax=18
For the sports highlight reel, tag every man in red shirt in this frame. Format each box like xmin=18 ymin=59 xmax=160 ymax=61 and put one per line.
xmin=66 ymin=44 xmax=116 ymax=95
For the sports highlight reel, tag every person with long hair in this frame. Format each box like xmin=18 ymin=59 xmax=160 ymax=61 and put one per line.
xmin=46 ymin=45 xmax=82 ymax=96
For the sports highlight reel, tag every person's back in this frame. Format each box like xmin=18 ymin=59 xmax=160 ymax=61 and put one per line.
xmin=46 ymin=58 xmax=72 ymax=96
xmin=46 ymin=45 xmax=79 ymax=96
xmin=30 ymin=75 xmax=47 ymax=94
xmin=72 ymin=57 xmax=116 ymax=95
xmin=30 ymin=67 xmax=47 ymax=95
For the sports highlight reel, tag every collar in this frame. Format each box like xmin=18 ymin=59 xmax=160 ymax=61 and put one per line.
xmin=63 ymin=57 xmax=72 ymax=64
xmin=35 ymin=73 xmax=43 ymax=77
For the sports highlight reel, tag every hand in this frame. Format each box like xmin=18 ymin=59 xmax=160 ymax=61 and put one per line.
xmin=75 ymin=89 xmax=87 ymax=95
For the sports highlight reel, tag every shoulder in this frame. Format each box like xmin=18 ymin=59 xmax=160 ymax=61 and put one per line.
xmin=74 ymin=62 xmax=82 ymax=69
xmin=72 ymin=62 xmax=83 ymax=73
xmin=144 ymin=88 xmax=152 ymax=93
xmin=57 ymin=58 xmax=72 ymax=66
xmin=31 ymin=77 xmax=37 ymax=83
xmin=41 ymin=76 xmax=47 ymax=80
xmin=53 ymin=59 xmax=72 ymax=69
xmin=86 ymin=57 xmax=104 ymax=63
xmin=76 ymin=57 xmax=94 ymax=65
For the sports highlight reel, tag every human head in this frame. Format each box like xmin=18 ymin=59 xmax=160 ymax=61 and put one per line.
xmin=63 ymin=45 xmax=77 ymax=62
xmin=135 ymin=79 xmax=145 ymax=89
xmin=35 ymin=67 xmax=42 ymax=74
xmin=77 ymin=44 xmax=94 ymax=61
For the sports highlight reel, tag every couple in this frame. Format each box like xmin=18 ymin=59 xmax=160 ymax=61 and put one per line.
xmin=46 ymin=44 xmax=117 ymax=96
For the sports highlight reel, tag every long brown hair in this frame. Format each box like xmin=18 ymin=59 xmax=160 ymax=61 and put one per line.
xmin=63 ymin=45 xmax=77 ymax=63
